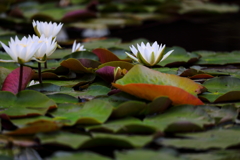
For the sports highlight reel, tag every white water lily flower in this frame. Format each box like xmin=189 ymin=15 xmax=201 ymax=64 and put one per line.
xmin=72 ymin=40 xmax=86 ymax=53
xmin=32 ymin=20 xmax=63 ymax=38
xmin=33 ymin=35 xmax=57 ymax=61
xmin=125 ymin=41 xmax=174 ymax=66
xmin=0 ymin=35 xmax=40 ymax=64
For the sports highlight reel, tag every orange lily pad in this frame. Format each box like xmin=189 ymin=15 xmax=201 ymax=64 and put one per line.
xmin=5 ymin=120 xmax=62 ymax=135
xmin=115 ymin=65 xmax=206 ymax=96
xmin=112 ymin=83 xmax=204 ymax=105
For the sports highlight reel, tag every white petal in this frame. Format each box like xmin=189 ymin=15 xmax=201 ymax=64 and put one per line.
xmin=142 ymin=48 xmax=151 ymax=62
xmin=72 ymin=40 xmax=77 ymax=52
xmin=160 ymin=50 xmax=174 ymax=62
xmin=129 ymin=45 xmax=138 ymax=56
xmin=137 ymin=43 xmax=144 ymax=55
xmin=125 ymin=52 xmax=139 ymax=62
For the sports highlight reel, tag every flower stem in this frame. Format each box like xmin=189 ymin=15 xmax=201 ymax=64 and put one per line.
xmin=18 ymin=64 xmax=23 ymax=93
xmin=44 ymin=61 xmax=47 ymax=69
xmin=38 ymin=62 xmax=42 ymax=84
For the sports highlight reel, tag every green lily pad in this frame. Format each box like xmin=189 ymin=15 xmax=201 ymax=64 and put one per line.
xmin=0 ymin=90 xmax=57 ymax=118
xmin=38 ymin=131 xmax=91 ymax=149
xmin=47 ymin=151 xmax=111 ymax=160
xmin=47 ymin=93 xmax=78 ymax=104
xmin=83 ymin=38 xmax=121 ymax=50
xmin=62 ymin=51 xmax=99 ymax=61
xmin=98 ymin=61 xmax=133 ymax=71
xmin=199 ymin=76 xmax=240 ymax=103
xmin=51 ymin=99 xmax=112 ymax=125
xmin=152 ymin=67 xmax=178 ymax=74
xmin=82 ymin=133 xmax=152 ymax=149
xmin=158 ymin=46 xmax=200 ymax=67
xmin=144 ymin=105 xmax=213 ymax=132
xmin=0 ymin=67 xmax=11 ymax=89
xmin=182 ymin=150 xmax=240 ymax=160
xmin=27 ymin=83 xmax=73 ymax=94
xmin=87 ymin=117 xmax=156 ymax=134
xmin=111 ymin=97 xmax=171 ymax=118
xmin=115 ymin=149 xmax=184 ymax=160
xmin=44 ymin=73 xmax=96 ymax=87
xmin=159 ymin=129 xmax=240 ymax=150
xmin=194 ymin=51 xmax=240 ymax=65
xmin=75 ymin=85 xmax=111 ymax=99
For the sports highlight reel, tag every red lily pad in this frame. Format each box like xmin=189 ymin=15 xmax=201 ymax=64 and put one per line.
xmin=92 ymin=48 xmax=130 ymax=63
xmin=112 ymin=83 xmax=204 ymax=105
xmin=60 ymin=58 xmax=100 ymax=74
xmin=189 ymin=74 xmax=214 ymax=79
xmin=5 ymin=120 xmax=62 ymax=135
xmin=96 ymin=66 xmax=115 ymax=83
xmin=62 ymin=10 xmax=96 ymax=23
xmin=1 ymin=66 xmax=34 ymax=94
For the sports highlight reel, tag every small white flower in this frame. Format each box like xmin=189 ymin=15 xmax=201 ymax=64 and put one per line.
xmin=33 ymin=35 xmax=57 ymax=61
xmin=125 ymin=41 xmax=174 ymax=66
xmin=0 ymin=35 xmax=40 ymax=64
xmin=32 ymin=20 xmax=63 ymax=38
xmin=28 ymin=80 xmax=40 ymax=86
xmin=72 ymin=40 xmax=86 ymax=53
